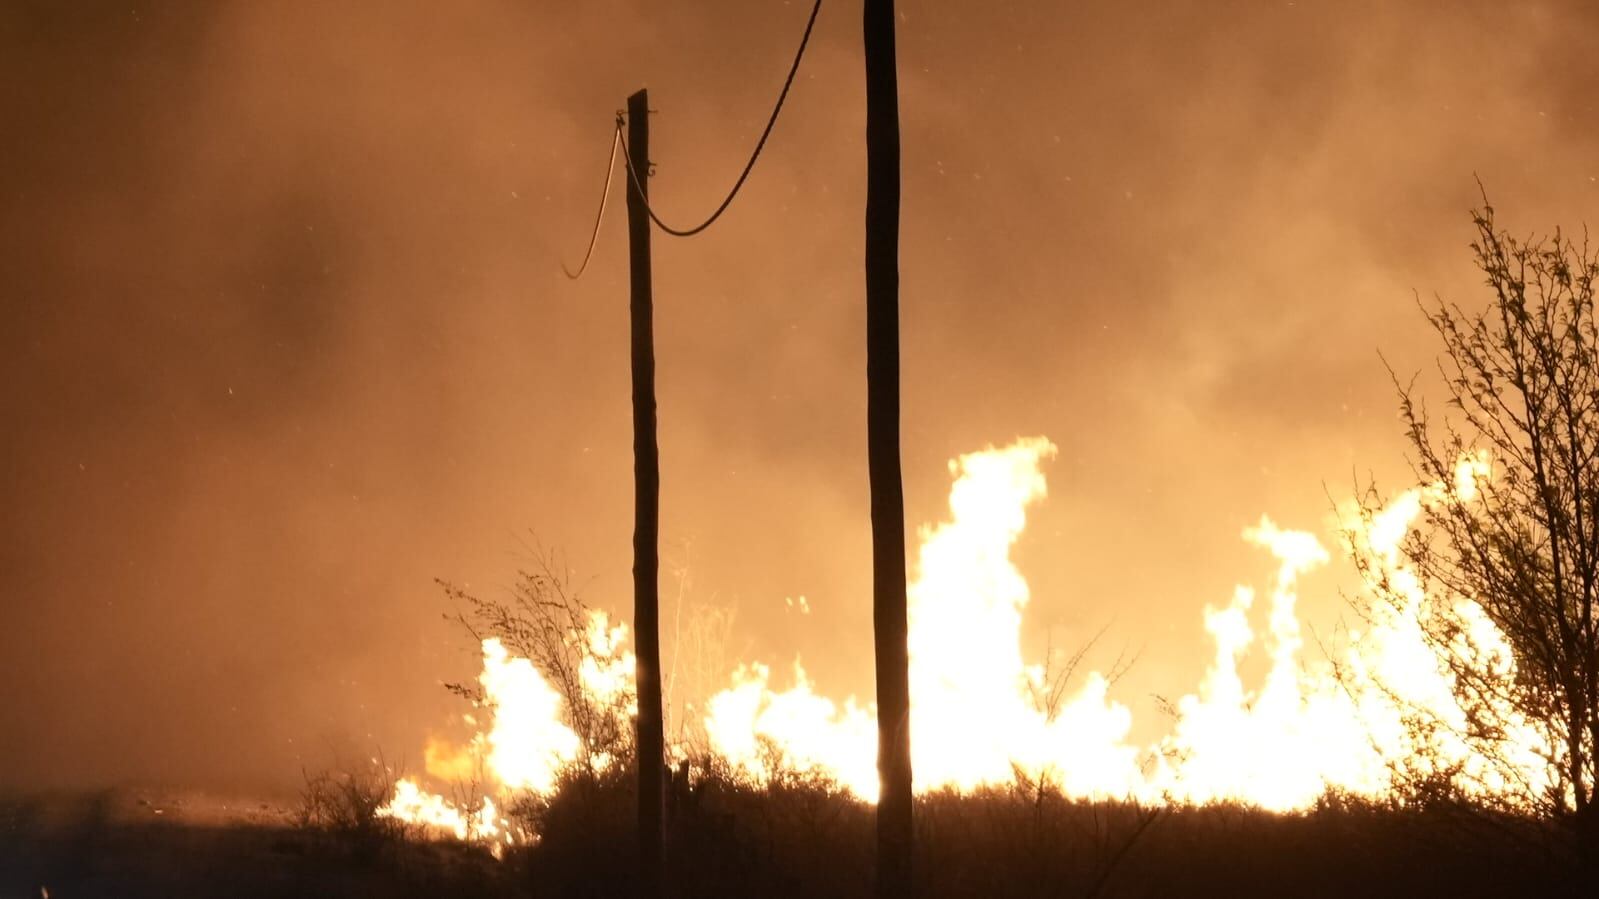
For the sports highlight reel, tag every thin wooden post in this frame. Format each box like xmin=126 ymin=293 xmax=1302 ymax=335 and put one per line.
xmin=864 ymin=2 xmax=912 ymax=897
xmin=625 ymin=87 xmax=665 ymax=898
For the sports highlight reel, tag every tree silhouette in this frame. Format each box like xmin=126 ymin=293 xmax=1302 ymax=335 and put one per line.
xmin=1363 ymin=199 xmax=1599 ymax=837
xmin=864 ymin=0 xmax=912 ymax=895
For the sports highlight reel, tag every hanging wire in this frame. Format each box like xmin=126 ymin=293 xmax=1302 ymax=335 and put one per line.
xmin=616 ymin=0 xmax=823 ymax=238
xmin=561 ymin=126 xmax=622 ymax=280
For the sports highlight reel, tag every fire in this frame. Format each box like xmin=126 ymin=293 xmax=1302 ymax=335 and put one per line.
xmin=381 ymin=437 xmax=1551 ymax=848
xmin=382 ymin=779 xmax=507 ymax=845
xmin=704 ymin=437 xmax=1140 ymax=799
xmin=703 ymin=661 xmax=878 ymax=796
xmin=903 ymin=438 xmax=1140 ymax=797
xmin=378 ymin=619 xmax=635 ymax=853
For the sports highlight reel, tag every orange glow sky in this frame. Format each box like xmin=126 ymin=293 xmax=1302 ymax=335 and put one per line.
xmin=2 ymin=0 xmax=1597 ymax=793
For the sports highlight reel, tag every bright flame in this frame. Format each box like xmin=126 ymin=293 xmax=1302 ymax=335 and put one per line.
xmin=380 ymin=779 xmax=506 ymax=847
xmin=1148 ymin=517 xmax=1378 ymax=810
xmin=379 ymin=618 xmax=634 ymax=852
xmin=384 ymin=438 xmax=1553 ymax=849
xmin=906 ymin=438 xmax=1140 ymax=797
xmin=704 ymin=661 xmax=878 ymax=797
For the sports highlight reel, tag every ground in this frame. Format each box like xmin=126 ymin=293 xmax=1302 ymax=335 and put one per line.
xmin=1 ymin=785 xmax=1590 ymax=898
xmin=0 ymin=788 xmax=513 ymax=899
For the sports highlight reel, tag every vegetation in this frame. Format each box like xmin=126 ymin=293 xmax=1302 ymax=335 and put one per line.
xmin=513 ymin=775 xmax=1581 ymax=899
xmin=1354 ymin=199 xmax=1599 ymax=834
xmin=440 ymin=551 xmax=638 ymax=777
xmin=264 ymin=202 xmax=1599 ymax=895
xmin=10 ymin=781 xmax=1581 ymax=898
xmin=296 ymin=755 xmax=412 ymax=858
xmin=405 ymin=527 xmax=1582 ymax=896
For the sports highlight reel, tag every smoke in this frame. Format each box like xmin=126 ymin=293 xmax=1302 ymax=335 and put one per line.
xmin=1 ymin=0 xmax=1596 ymax=792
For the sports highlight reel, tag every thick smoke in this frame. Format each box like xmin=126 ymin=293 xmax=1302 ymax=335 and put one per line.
xmin=1 ymin=0 xmax=1596 ymax=792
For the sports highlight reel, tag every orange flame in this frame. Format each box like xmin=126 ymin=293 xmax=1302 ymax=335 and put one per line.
xmin=382 ymin=437 xmax=1551 ymax=847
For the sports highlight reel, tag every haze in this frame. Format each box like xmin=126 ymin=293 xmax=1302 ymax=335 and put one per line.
xmin=3 ymin=0 xmax=1596 ymax=794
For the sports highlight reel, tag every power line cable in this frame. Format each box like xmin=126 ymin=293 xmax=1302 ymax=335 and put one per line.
xmin=561 ymin=126 xmax=621 ymax=280
xmin=616 ymin=0 xmax=822 ymax=238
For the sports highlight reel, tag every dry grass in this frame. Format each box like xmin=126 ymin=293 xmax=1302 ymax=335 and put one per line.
xmin=2 ymin=776 xmax=1586 ymax=898
xmin=500 ymin=764 xmax=1587 ymax=899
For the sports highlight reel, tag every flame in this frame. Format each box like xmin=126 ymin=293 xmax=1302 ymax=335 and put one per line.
xmin=1148 ymin=517 xmax=1379 ymax=810
xmin=704 ymin=437 xmax=1140 ymax=799
xmin=381 ymin=779 xmax=507 ymax=846
xmin=904 ymin=438 xmax=1140 ymax=796
xmin=382 ymin=437 xmax=1552 ymax=849
xmin=704 ymin=661 xmax=878 ymax=796
xmin=379 ymin=619 xmax=635 ymax=853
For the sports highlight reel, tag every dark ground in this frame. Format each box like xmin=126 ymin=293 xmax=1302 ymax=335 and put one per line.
xmin=2 ymin=784 xmax=1590 ymax=898
xmin=0 ymin=788 xmax=513 ymax=899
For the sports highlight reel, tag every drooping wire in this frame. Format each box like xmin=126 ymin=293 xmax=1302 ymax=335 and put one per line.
xmin=561 ymin=126 xmax=621 ymax=280
xmin=616 ymin=0 xmax=823 ymax=238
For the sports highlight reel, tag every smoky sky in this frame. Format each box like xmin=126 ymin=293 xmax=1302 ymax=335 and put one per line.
xmin=3 ymin=0 xmax=1597 ymax=793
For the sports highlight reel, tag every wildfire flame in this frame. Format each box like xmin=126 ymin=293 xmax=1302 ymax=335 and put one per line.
xmin=380 ymin=437 xmax=1551 ymax=850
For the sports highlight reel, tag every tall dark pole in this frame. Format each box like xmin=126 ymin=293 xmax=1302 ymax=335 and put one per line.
xmin=864 ymin=1 xmax=911 ymax=897
xmin=625 ymin=87 xmax=665 ymax=897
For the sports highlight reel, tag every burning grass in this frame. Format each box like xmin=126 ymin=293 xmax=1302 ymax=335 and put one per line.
xmin=387 ymin=438 xmax=1571 ymax=849
xmin=305 ymin=435 xmax=1599 ymax=894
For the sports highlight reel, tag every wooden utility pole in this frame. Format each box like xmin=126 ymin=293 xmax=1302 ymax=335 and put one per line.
xmin=625 ymin=87 xmax=665 ymax=897
xmin=864 ymin=1 xmax=911 ymax=897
